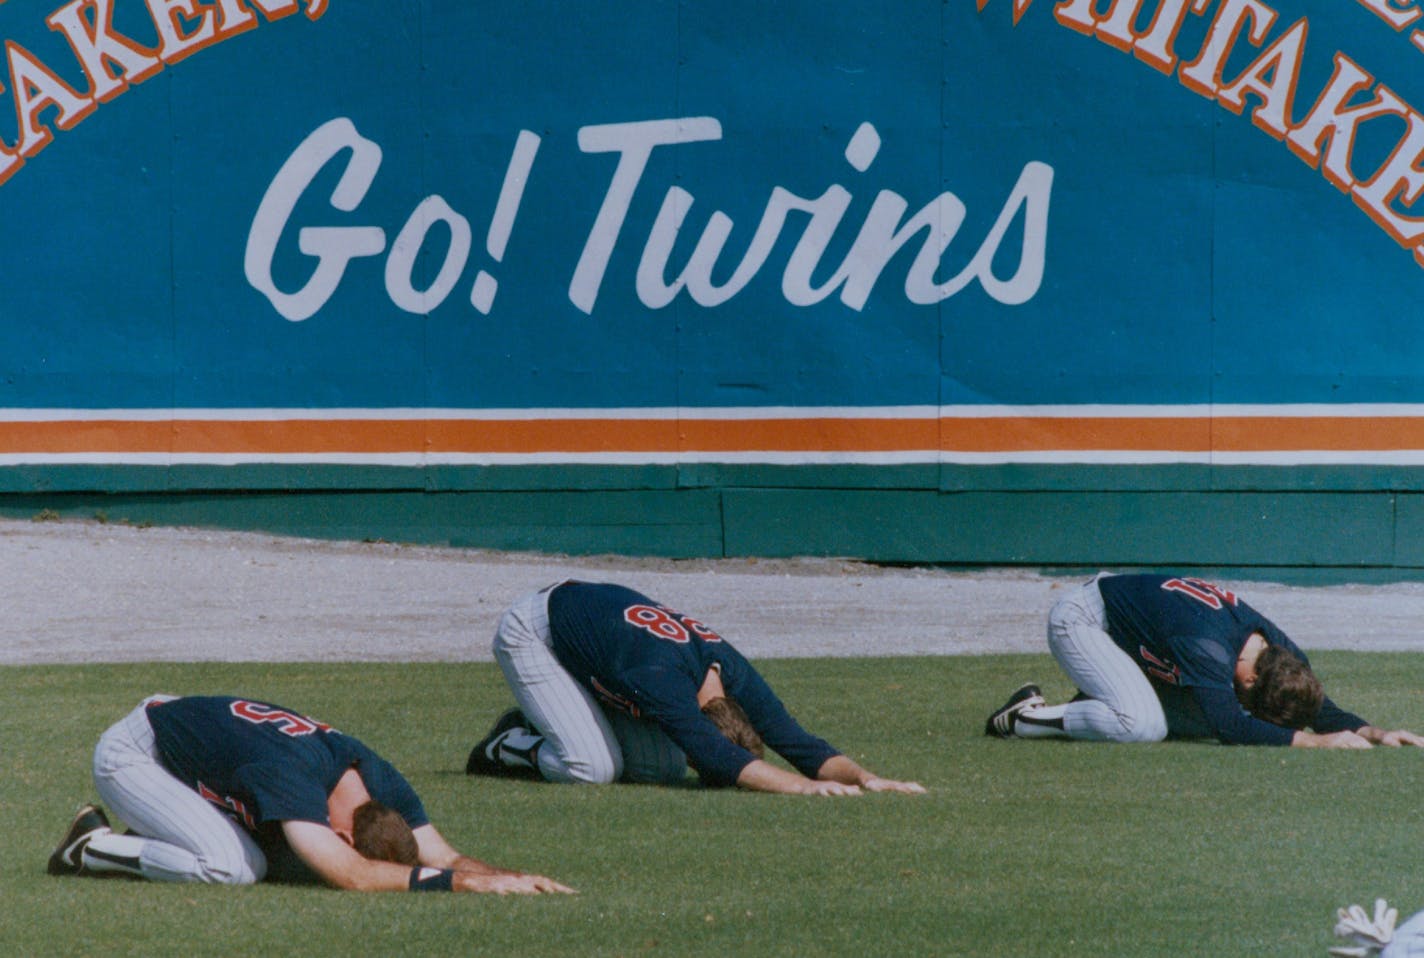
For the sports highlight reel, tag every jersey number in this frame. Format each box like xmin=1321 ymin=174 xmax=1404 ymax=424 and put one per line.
xmin=229 ymin=700 xmax=333 ymax=737
xmin=1161 ymin=577 xmax=1238 ymax=610
xmin=1138 ymin=645 xmax=1182 ymax=685
xmin=197 ymin=781 xmax=257 ymax=830
xmin=623 ymin=604 xmax=723 ymax=643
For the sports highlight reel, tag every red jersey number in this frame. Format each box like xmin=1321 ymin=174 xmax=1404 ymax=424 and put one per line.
xmin=1161 ymin=577 xmax=1238 ymax=610
xmin=623 ymin=604 xmax=723 ymax=643
xmin=229 ymin=700 xmax=333 ymax=737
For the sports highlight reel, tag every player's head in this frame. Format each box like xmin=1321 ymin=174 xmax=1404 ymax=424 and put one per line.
xmin=351 ymin=800 xmax=419 ymax=866
xmin=1239 ymin=644 xmax=1324 ymax=729
xmin=702 ymin=695 xmax=765 ymax=758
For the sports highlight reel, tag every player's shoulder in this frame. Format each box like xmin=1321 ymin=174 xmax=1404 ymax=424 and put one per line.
xmin=1098 ymin=572 xmax=1171 ymax=599
xmin=1100 ymin=572 xmax=1171 ymax=587
xmin=1107 ymin=574 xmax=1243 ymax=610
xmin=327 ymin=730 xmax=387 ymax=768
xmin=553 ymin=579 xmax=656 ymax=610
xmin=149 ymin=694 xmax=237 ymax=718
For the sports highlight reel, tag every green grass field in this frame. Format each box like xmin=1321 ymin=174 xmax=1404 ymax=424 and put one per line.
xmin=5 ymin=654 xmax=1423 ymax=957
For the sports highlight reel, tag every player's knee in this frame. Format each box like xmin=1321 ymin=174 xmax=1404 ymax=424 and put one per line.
xmin=195 ymin=846 xmax=266 ymax=885
xmin=195 ymin=862 xmax=262 ymax=885
xmin=582 ymin=754 xmax=623 ymax=785
xmin=554 ymin=750 xmax=622 ymax=785
xmin=1112 ymin=712 xmax=1168 ymax=744
xmin=551 ymin=764 xmax=619 ymax=785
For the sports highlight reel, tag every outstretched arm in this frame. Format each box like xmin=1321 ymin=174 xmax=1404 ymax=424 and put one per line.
xmin=1304 ymin=692 xmax=1419 ymax=745
xmin=283 ymin=821 xmax=573 ymax=894
xmin=814 ymin=755 xmax=926 ymax=794
xmin=413 ymin=824 xmax=506 ymax=874
xmin=1189 ymin=688 xmax=1370 ymax=749
xmin=735 ymin=758 xmax=862 ymax=795
xmin=1290 ymin=729 xmax=1373 ymax=749
xmin=731 ymin=755 xmax=926 ymax=795
xmin=284 ymin=820 xmax=433 ymax=891
xmin=413 ymin=824 xmax=574 ymax=893
xmin=1355 ymin=725 xmax=1424 ymax=747
xmin=1311 ymin=695 xmax=1369 ymax=734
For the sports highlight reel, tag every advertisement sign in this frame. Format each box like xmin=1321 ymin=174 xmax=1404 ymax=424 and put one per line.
xmin=1 ymin=0 xmax=1421 ymax=482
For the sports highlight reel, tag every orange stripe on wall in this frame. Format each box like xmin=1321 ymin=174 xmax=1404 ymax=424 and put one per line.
xmin=0 ymin=417 xmax=940 ymax=454
xmin=433 ymin=417 xmax=938 ymax=453
xmin=679 ymin=417 xmax=937 ymax=452
xmin=1 ymin=414 xmax=1424 ymax=455
xmin=0 ymin=421 xmax=176 ymax=454
xmin=942 ymin=416 xmax=1424 ymax=453
xmin=1210 ymin=417 xmax=1424 ymax=451
xmin=939 ymin=417 xmax=1213 ymax=452
xmin=172 ymin=420 xmax=429 ymax=453
xmin=427 ymin=418 xmax=677 ymax=453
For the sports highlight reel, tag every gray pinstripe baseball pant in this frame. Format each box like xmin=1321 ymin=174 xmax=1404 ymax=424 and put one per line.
xmin=1047 ymin=575 xmax=1169 ymax=743
xmin=492 ymin=585 xmax=687 ymax=784
xmin=89 ymin=695 xmax=267 ymax=884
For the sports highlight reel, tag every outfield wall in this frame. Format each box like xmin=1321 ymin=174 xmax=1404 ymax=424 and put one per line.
xmin=3 ymin=0 xmax=1424 ymax=569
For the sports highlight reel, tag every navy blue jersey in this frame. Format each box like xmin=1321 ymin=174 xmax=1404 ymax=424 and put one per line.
xmin=1097 ymin=575 xmax=1365 ymax=744
xmin=146 ymin=696 xmax=428 ymax=833
xmin=546 ymin=581 xmax=840 ymax=787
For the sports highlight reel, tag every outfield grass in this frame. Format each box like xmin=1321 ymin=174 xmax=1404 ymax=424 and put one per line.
xmin=5 ymin=655 xmax=1424 ymax=957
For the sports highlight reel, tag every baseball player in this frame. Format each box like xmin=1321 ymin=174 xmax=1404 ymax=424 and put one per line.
xmin=466 ymin=580 xmax=926 ymax=795
xmin=48 ymin=693 xmax=574 ymax=894
xmin=985 ymin=573 xmax=1424 ymax=748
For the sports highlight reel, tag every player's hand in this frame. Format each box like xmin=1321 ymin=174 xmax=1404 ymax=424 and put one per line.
xmin=862 ymin=777 xmax=927 ymax=795
xmin=1375 ymin=729 xmax=1424 ymax=747
xmin=1297 ymin=730 xmax=1373 ymax=749
xmin=801 ymin=780 xmax=862 ymax=796
xmin=455 ymin=871 xmax=576 ymax=894
xmin=520 ymin=873 xmax=577 ymax=894
xmin=1330 ymin=899 xmax=1396 ymax=957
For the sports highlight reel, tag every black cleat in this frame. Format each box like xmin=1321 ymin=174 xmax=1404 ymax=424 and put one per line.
xmin=466 ymin=708 xmax=533 ymax=776
xmin=48 ymin=804 xmax=111 ymax=875
xmin=984 ymin=683 xmax=1046 ymax=738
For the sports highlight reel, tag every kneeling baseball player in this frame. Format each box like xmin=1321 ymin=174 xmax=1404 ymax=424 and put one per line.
xmin=466 ymin=580 xmax=925 ymax=795
xmin=49 ymin=693 xmax=574 ymax=894
xmin=985 ymin=572 xmax=1424 ymax=748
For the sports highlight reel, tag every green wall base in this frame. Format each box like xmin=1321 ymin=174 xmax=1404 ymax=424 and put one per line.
xmin=3 ymin=485 xmax=1422 ymax=582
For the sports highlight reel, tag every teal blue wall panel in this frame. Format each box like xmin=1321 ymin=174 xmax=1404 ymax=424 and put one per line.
xmin=722 ymin=490 xmax=1396 ymax=567
xmin=0 ymin=2 xmax=1423 ymax=571
xmin=0 ymin=486 xmax=1417 ymax=577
